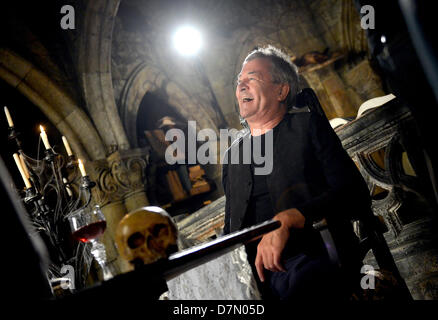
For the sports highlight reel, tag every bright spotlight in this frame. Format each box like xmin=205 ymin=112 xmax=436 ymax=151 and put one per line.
xmin=173 ymin=26 xmax=202 ymax=56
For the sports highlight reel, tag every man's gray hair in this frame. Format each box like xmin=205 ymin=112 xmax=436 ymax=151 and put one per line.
xmin=243 ymin=45 xmax=299 ymax=108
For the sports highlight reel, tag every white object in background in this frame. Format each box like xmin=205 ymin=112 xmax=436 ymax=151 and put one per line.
xmin=356 ymin=94 xmax=396 ymax=118
xmin=329 ymin=118 xmax=349 ymax=129
xmin=4 ymin=106 xmax=14 ymax=127
xmin=78 ymin=159 xmax=87 ymax=177
xmin=62 ymin=136 xmax=73 ymax=156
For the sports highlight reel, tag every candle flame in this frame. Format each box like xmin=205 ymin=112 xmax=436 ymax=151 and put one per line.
xmin=40 ymin=125 xmax=45 ymax=133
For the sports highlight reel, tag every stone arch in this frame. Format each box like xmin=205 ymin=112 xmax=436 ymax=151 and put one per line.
xmin=77 ymin=0 xmax=130 ymax=153
xmin=119 ymin=62 xmax=219 ymax=148
xmin=0 ymin=48 xmax=106 ymax=161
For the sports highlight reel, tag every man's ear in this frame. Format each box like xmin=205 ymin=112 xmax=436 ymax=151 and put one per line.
xmin=278 ymin=84 xmax=290 ymax=102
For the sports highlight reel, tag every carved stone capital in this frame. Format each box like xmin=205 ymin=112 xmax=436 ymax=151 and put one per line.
xmin=83 ymin=147 xmax=150 ymax=275
xmin=90 ymin=147 xmax=150 ymax=207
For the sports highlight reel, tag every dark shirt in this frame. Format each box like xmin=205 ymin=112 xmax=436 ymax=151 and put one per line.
xmin=242 ymin=126 xmax=326 ymax=265
xmin=241 ymin=132 xmax=275 ymax=229
xmin=242 ymin=132 xmax=275 ymax=269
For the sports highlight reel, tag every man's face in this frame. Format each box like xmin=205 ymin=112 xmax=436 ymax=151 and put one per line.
xmin=236 ymin=58 xmax=284 ymax=122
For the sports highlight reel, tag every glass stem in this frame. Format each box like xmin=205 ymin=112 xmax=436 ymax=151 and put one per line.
xmin=90 ymin=239 xmax=114 ymax=281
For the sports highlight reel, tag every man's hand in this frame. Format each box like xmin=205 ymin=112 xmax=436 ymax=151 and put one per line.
xmin=255 ymin=208 xmax=305 ymax=282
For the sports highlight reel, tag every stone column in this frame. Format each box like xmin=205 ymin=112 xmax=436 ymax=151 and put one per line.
xmin=90 ymin=147 xmax=150 ymax=275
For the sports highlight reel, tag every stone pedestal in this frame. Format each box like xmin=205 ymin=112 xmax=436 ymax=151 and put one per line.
xmin=364 ymin=215 xmax=438 ymax=299
xmin=336 ymin=99 xmax=438 ymax=299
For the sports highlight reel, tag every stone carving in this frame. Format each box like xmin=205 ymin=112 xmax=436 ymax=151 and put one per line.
xmin=336 ymin=98 xmax=433 ymax=236
xmin=92 ymin=148 xmax=149 ymax=207
xmin=363 ymin=215 xmax=438 ymax=299
xmin=80 ymin=148 xmax=150 ymax=274
xmin=177 ymin=196 xmax=226 ymax=249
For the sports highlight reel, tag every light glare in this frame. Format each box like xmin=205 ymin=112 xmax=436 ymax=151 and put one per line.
xmin=173 ymin=26 xmax=202 ymax=56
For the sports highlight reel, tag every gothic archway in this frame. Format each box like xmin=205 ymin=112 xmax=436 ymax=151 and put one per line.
xmin=118 ymin=62 xmax=219 ymax=148
xmin=0 ymin=48 xmax=105 ymax=161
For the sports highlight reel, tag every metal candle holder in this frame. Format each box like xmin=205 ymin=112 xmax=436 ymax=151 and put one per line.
xmin=7 ymin=124 xmax=97 ymax=293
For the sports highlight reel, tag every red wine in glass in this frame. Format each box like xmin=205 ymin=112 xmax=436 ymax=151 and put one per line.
xmin=72 ymin=220 xmax=107 ymax=243
xmin=68 ymin=205 xmax=115 ymax=280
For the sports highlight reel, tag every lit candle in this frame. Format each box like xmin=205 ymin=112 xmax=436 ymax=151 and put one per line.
xmin=19 ymin=154 xmax=30 ymax=180
xmin=4 ymin=106 xmax=14 ymax=127
xmin=62 ymin=136 xmax=73 ymax=156
xmin=39 ymin=125 xmax=51 ymax=150
xmin=78 ymin=159 xmax=87 ymax=177
xmin=13 ymin=153 xmax=32 ymax=189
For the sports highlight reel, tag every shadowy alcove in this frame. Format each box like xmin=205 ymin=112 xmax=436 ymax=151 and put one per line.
xmin=136 ymin=91 xmax=185 ymax=148
xmin=136 ymin=91 xmax=216 ymax=216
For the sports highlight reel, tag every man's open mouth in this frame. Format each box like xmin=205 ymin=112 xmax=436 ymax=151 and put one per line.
xmin=242 ymin=97 xmax=253 ymax=102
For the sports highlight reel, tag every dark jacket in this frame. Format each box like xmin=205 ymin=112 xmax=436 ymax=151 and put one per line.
xmin=222 ymin=110 xmax=372 ymax=261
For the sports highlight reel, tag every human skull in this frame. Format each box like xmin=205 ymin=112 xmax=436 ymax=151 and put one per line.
xmin=115 ymin=206 xmax=178 ymax=267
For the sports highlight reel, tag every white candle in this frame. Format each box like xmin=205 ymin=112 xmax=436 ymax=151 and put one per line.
xmin=63 ymin=177 xmax=73 ymax=197
xmin=62 ymin=136 xmax=73 ymax=156
xmin=13 ymin=153 xmax=31 ymax=189
xmin=39 ymin=125 xmax=51 ymax=150
xmin=4 ymin=106 xmax=14 ymax=127
xmin=78 ymin=159 xmax=87 ymax=177
xmin=19 ymin=154 xmax=30 ymax=179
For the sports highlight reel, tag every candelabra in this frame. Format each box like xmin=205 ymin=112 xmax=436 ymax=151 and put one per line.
xmin=5 ymin=108 xmax=105 ymax=293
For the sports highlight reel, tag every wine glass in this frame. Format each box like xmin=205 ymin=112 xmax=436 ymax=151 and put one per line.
xmin=68 ymin=205 xmax=114 ymax=281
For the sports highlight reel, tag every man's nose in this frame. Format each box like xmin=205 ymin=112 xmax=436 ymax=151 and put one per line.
xmin=237 ymin=81 xmax=248 ymax=91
